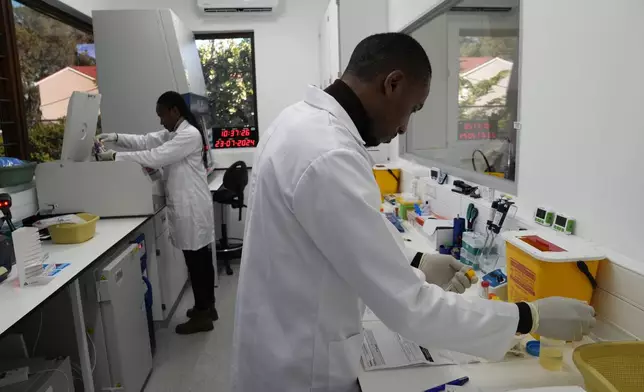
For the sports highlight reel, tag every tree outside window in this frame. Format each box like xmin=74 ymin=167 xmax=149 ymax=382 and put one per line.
xmin=196 ymin=34 xmax=258 ymax=130
xmin=9 ymin=1 xmax=95 ymax=162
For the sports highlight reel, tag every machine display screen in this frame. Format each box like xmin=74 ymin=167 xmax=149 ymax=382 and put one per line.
xmin=536 ymin=209 xmax=546 ymax=219
xmin=213 ymin=127 xmax=258 ymax=149
xmin=555 ymin=215 xmax=567 ymax=227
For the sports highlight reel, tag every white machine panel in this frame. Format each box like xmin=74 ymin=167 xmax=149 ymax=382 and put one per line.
xmin=35 ymin=161 xmax=164 ymax=217
xmin=97 ymin=244 xmax=152 ymax=392
xmin=93 ymin=9 xmax=207 ymax=136
xmin=60 ymin=92 xmax=101 ymax=162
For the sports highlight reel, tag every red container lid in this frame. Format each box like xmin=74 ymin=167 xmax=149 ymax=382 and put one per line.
xmin=481 ymin=281 xmax=490 ymax=288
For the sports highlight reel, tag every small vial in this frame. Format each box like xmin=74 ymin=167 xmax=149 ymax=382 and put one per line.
xmin=480 ymin=280 xmax=490 ymax=299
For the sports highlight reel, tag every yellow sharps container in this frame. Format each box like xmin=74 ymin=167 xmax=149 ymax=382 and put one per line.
xmin=372 ymin=164 xmax=400 ymax=201
xmin=502 ymin=230 xmax=604 ymax=305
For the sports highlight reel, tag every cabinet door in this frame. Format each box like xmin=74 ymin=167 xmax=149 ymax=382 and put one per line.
xmin=156 ymin=230 xmax=171 ymax=320
xmin=156 ymin=229 xmax=188 ymax=318
xmin=168 ymin=244 xmax=188 ymax=310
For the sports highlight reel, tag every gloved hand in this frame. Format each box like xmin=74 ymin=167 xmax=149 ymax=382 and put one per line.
xmin=96 ymin=150 xmax=116 ymax=161
xmin=97 ymin=133 xmax=118 ymax=143
xmin=417 ymin=254 xmax=478 ymax=294
xmin=530 ymin=297 xmax=596 ymax=341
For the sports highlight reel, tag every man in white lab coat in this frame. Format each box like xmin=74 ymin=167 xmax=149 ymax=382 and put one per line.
xmin=231 ymin=33 xmax=595 ymax=392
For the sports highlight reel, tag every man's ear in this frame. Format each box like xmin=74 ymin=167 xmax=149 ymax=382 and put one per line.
xmin=383 ymin=70 xmax=405 ymax=95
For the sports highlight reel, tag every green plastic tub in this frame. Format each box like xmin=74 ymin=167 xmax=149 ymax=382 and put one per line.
xmin=0 ymin=162 xmax=37 ymax=188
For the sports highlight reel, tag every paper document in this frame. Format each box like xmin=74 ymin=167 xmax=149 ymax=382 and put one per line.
xmin=361 ymin=321 xmax=483 ymax=371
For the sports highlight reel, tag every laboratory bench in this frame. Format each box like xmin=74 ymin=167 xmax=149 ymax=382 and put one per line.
xmin=0 ymin=172 xmax=226 ymax=391
xmin=359 ymin=221 xmax=592 ymax=392
xmin=0 ymin=216 xmax=150 ymax=392
xmin=0 ymin=216 xmax=150 ymax=337
xmin=358 ymin=352 xmax=585 ymax=392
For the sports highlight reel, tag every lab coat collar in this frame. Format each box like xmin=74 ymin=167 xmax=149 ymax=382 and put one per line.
xmin=173 ymin=118 xmax=188 ymax=132
xmin=304 ymin=85 xmax=366 ymax=145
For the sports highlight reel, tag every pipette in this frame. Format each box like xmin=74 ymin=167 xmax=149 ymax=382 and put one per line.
xmin=445 ymin=269 xmax=477 ymax=292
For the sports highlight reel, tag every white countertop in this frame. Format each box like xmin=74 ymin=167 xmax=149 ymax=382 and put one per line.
xmin=0 ymin=217 xmax=150 ymax=335
xmin=208 ymin=170 xmax=225 ymax=192
xmin=360 ymin=225 xmax=587 ymax=392
xmin=359 ymin=353 xmax=584 ymax=392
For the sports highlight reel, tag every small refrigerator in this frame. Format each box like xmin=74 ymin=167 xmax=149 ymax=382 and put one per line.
xmin=96 ymin=244 xmax=152 ymax=391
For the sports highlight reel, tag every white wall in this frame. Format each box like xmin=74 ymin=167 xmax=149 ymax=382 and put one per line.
xmin=63 ymin=0 xmax=328 ymax=139
xmin=517 ymin=0 xmax=644 ymax=263
xmin=389 ymin=0 xmax=443 ymax=32
xmin=339 ymin=0 xmax=388 ymax=70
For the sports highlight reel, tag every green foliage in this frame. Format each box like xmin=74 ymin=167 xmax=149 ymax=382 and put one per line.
xmin=460 ymin=37 xmax=517 ymax=61
xmin=459 ymin=70 xmax=511 ymax=131
xmin=28 ymin=120 xmax=65 ymax=163
xmin=13 ymin=5 xmax=94 ymax=128
xmin=0 ymin=135 xmax=4 ymax=156
xmin=458 ymin=36 xmax=517 ymax=131
xmin=12 ymin=4 xmax=94 ymax=159
xmin=197 ymin=38 xmax=256 ymax=127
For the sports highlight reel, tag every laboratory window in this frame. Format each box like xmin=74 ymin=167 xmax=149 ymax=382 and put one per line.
xmin=0 ymin=0 xmax=94 ymax=161
xmin=195 ymin=32 xmax=260 ymax=149
xmin=402 ymin=0 xmax=520 ymax=193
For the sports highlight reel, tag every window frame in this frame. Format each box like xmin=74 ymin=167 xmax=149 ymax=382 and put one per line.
xmin=399 ymin=0 xmax=523 ymax=195
xmin=193 ymin=31 xmax=260 ymax=132
xmin=0 ymin=0 xmax=92 ymax=160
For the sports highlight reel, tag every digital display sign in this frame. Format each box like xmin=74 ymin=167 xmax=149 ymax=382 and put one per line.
xmin=458 ymin=120 xmax=497 ymax=141
xmin=213 ymin=127 xmax=259 ymax=149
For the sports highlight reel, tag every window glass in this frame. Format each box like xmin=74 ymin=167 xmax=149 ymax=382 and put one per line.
xmin=405 ymin=0 xmax=520 ymax=186
xmin=196 ymin=34 xmax=259 ymax=149
xmin=12 ymin=0 xmax=95 ymax=162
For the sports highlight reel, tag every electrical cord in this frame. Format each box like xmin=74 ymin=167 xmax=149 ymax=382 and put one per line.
xmin=472 ymin=149 xmax=493 ymax=173
xmin=86 ymin=331 xmax=97 ymax=373
xmin=577 ymin=261 xmax=598 ymax=289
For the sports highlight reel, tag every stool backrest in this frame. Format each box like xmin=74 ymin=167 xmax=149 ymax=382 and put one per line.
xmin=223 ymin=161 xmax=248 ymax=197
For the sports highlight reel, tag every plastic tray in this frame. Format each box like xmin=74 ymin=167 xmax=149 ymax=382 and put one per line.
xmin=49 ymin=213 xmax=100 ymax=244
xmin=573 ymin=342 xmax=644 ymax=392
xmin=0 ymin=162 xmax=37 ymax=188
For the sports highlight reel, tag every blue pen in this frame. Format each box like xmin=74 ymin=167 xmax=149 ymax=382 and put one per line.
xmin=414 ymin=204 xmax=423 ymax=216
xmin=423 ymin=376 xmax=470 ymax=392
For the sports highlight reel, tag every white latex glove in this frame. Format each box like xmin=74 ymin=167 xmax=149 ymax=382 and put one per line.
xmin=530 ymin=297 xmax=596 ymax=341
xmin=417 ymin=254 xmax=478 ymax=293
xmin=96 ymin=150 xmax=116 ymax=161
xmin=97 ymin=133 xmax=118 ymax=143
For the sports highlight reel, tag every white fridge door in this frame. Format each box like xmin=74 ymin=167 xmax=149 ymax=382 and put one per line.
xmin=99 ymin=244 xmax=152 ymax=391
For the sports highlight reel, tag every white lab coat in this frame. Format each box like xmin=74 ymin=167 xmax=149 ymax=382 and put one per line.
xmin=115 ymin=121 xmax=214 ymax=251
xmin=231 ymin=86 xmax=520 ymax=392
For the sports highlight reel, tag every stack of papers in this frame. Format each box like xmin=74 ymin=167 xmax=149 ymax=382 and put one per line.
xmin=13 ymin=227 xmax=53 ymax=286
xmin=361 ymin=321 xmax=483 ymax=371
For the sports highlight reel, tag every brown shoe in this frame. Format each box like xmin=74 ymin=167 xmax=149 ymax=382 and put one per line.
xmin=175 ymin=311 xmax=214 ymax=335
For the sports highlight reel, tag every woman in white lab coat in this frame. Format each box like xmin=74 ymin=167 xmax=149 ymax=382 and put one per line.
xmin=98 ymin=91 xmax=217 ymax=335
xmin=231 ymin=33 xmax=595 ymax=392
